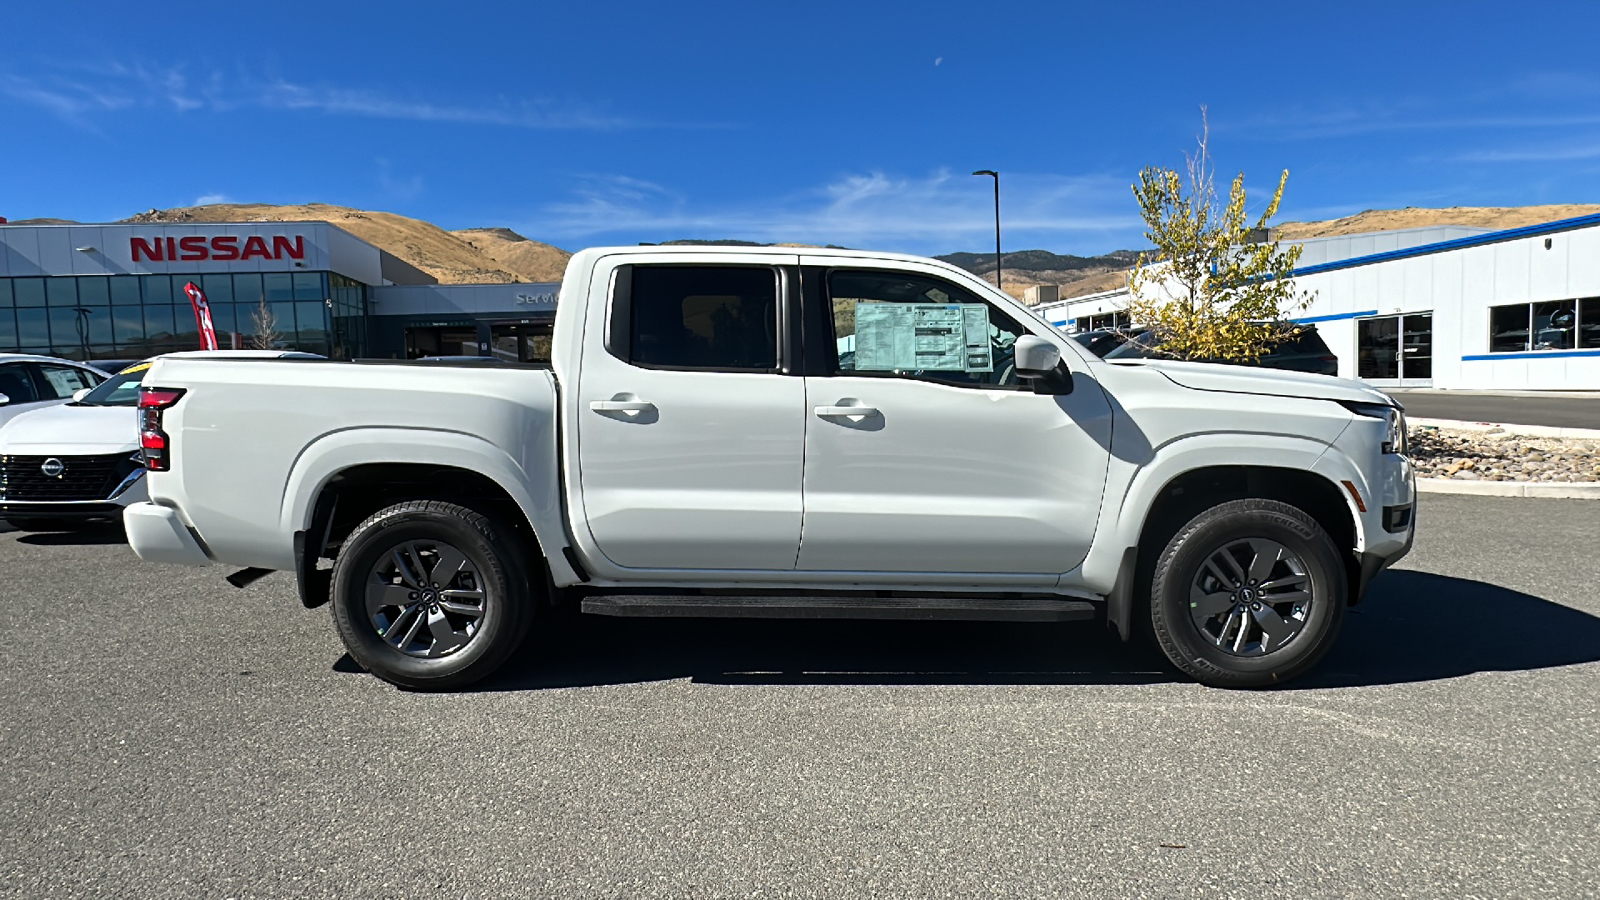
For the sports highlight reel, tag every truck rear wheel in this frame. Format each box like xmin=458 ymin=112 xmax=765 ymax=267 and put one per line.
xmin=1148 ymin=499 xmax=1346 ymax=688
xmin=330 ymin=500 xmax=532 ymax=690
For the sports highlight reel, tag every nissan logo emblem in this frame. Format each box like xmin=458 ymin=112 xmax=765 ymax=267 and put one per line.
xmin=41 ymin=458 xmax=65 ymax=478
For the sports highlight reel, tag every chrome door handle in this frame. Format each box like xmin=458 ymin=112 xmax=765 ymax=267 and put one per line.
xmin=815 ymin=405 xmax=880 ymax=418
xmin=590 ymin=400 xmax=656 ymax=413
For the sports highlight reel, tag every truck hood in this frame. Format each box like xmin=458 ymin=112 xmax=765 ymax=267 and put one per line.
xmin=1111 ymin=359 xmax=1398 ymax=407
xmin=0 ymin=403 xmax=141 ymax=455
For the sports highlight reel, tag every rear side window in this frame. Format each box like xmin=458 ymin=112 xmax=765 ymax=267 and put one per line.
xmin=36 ymin=364 xmax=101 ymax=399
xmin=0 ymin=363 xmax=38 ymax=404
xmin=625 ymin=266 xmax=778 ymax=371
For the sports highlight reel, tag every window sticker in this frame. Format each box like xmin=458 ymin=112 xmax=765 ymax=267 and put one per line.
xmin=854 ymin=303 xmax=994 ymax=372
xmin=41 ymin=367 xmax=89 ymax=396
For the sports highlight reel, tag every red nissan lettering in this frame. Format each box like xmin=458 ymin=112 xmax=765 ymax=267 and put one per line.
xmin=130 ymin=237 xmax=164 ymax=262
xmin=179 ymin=236 xmax=208 ymax=261
xmin=271 ymin=236 xmax=305 ymax=259
xmin=209 ymin=236 xmax=240 ymax=260
xmin=240 ymin=236 xmax=271 ymax=260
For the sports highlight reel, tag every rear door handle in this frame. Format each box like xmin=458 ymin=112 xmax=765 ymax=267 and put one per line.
xmin=590 ymin=400 xmax=656 ymax=413
xmin=815 ymin=405 xmax=880 ymax=418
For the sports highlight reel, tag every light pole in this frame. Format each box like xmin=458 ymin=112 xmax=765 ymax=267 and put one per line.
xmin=972 ymin=169 xmax=1001 ymax=293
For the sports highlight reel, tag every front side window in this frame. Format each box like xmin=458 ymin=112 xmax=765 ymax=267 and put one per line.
xmin=826 ymin=269 xmax=1025 ymax=387
xmin=626 ymin=266 xmax=778 ymax=370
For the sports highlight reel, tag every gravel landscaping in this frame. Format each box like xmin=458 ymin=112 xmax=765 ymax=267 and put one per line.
xmin=1410 ymin=427 xmax=1600 ymax=482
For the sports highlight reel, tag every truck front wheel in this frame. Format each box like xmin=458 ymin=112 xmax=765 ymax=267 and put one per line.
xmin=1148 ymin=499 xmax=1346 ymax=688
xmin=330 ymin=500 xmax=533 ymax=690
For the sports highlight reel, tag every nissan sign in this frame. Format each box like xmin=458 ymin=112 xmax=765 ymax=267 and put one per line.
xmin=130 ymin=235 xmax=307 ymax=263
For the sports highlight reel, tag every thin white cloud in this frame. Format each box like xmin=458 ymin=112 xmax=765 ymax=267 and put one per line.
xmin=193 ymin=193 xmax=234 ymax=206
xmin=1453 ymin=143 xmax=1600 ymax=163
xmin=536 ymin=169 xmax=1143 ymax=254
xmin=1 ymin=62 xmax=689 ymax=131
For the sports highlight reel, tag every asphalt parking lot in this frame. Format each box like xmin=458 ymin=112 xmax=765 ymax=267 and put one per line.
xmin=2 ymin=494 xmax=1598 ymax=899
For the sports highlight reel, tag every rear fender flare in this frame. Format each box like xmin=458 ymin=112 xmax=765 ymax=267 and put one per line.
xmin=279 ymin=427 xmax=579 ymax=584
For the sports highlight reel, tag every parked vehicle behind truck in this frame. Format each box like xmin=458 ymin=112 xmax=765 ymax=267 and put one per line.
xmin=123 ymin=246 xmax=1415 ymax=690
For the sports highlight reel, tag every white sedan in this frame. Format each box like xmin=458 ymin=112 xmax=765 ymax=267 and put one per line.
xmin=0 ymin=354 xmax=110 ymax=431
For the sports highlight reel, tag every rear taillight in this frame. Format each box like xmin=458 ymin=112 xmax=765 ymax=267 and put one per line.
xmin=139 ymin=387 xmax=186 ymax=471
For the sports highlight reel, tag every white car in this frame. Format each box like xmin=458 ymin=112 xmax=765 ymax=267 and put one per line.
xmin=0 ymin=354 xmax=110 ymax=431
xmin=123 ymin=246 xmax=1416 ymax=691
xmin=0 ymin=351 xmax=321 ymax=531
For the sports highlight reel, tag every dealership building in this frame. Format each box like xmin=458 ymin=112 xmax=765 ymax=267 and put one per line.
xmin=0 ymin=221 xmax=558 ymax=364
xmin=1038 ymin=214 xmax=1600 ymax=390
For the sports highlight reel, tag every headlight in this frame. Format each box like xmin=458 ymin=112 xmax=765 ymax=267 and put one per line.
xmin=1341 ymin=401 xmax=1407 ymax=455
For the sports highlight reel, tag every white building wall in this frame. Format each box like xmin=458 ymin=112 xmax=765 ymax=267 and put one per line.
xmin=1036 ymin=221 xmax=1600 ymax=390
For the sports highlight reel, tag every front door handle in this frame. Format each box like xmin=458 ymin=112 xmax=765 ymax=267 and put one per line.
xmin=590 ymin=399 xmax=656 ymax=413
xmin=815 ymin=404 xmax=880 ymax=418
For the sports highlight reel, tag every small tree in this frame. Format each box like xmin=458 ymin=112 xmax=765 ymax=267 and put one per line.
xmin=250 ymin=297 xmax=281 ymax=351
xmin=1125 ymin=110 xmax=1311 ymax=361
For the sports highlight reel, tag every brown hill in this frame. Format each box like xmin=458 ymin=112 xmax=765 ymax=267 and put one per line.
xmin=1275 ymin=204 xmax=1600 ymax=240
xmin=119 ymin=203 xmax=570 ymax=284
xmin=453 ymin=227 xmax=572 ymax=282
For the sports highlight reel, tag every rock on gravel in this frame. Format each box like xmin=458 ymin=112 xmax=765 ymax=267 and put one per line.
xmin=1409 ymin=427 xmax=1600 ymax=482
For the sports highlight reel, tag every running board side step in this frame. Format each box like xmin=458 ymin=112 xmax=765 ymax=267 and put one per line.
xmin=580 ymin=594 xmax=1097 ymax=622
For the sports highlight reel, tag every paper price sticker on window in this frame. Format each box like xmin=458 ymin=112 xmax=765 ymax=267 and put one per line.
xmin=854 ymin=303 xmax=993 ymax=372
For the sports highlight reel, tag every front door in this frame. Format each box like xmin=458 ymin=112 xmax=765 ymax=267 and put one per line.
xmin=1357 ymin=313 xmax=1433 ymax=386
xmin=796 ymin=261 xmax=1113 ymax=579
xmin=574 ymin=259 xmax=806 ymax=571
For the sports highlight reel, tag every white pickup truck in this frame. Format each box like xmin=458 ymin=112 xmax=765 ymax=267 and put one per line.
xmin=124 ymin=246 xmax=1415 ymax=689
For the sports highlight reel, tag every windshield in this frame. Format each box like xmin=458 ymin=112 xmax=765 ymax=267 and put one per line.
xmin=78 ymin=361 xmax=153 ymax=407
xmin=1102 ymin=330 xmax=1159 ymax=359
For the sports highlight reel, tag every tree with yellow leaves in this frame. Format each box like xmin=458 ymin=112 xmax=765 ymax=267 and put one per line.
xmin=1124 ymin=110 xmax=1312 ymax=362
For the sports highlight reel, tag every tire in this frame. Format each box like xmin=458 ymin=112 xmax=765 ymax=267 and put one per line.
xmin=1148 ymin=499 xmax=1346 ymax=689
xmin=330 ymin=500 xmax=533 ymax=690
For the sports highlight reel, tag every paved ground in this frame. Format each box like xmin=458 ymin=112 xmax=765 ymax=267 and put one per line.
xmin=1388 ymin=389 xmax=1600 ymax=429
xmin=2 ymin=495 xmax=1598 ymax=899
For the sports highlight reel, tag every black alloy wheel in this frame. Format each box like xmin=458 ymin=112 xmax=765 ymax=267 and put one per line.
xmin=1148 ymin=499 xmax=1347 ymax=688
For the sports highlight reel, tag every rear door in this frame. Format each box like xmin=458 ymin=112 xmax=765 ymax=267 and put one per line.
xmin=571 ymin=255 xmax=806 ymax=571
xmin=796 ymin=259 xmax=1114 ymax=580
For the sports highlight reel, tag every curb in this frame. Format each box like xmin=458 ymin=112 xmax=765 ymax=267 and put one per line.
xmin=1417 ymin=478 xmax=1600 ymax=499
xmin=1410 ymin=417 xmax=1600 ymax=440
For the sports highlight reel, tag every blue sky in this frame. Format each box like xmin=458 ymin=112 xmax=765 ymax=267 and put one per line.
xmin=3 ymin=0 xmax=1598 ymax=257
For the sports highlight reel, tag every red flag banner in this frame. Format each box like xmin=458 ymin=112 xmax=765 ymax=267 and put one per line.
xmin=182 ymin=281 xmax=220 ymax=351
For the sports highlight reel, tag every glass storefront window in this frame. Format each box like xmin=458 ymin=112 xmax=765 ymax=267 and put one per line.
xmin=293 ymin=272 xmax=325 ymax=301
xmin=201 ymin=273 xmax=234 ymax=304
xmin=144 ymin=305 xmax=177 ymax=343
xmin=233 ymin=273 xmax=264 ymax=306
xmin=1532 ymin=299 xmax=1576 ymax=350
xmin=0 ymin=311 xmax=15 ymax=350
xmin=14 ymin=278 xmax=46 ymax=308
xmin=264 ymin=273 xmax=294 ymax=304
xmin=110 ymin=276 xmax=142 ymax=305
xmin=295 ymin=301 xmax=328 ymax=341
xmin=1489 ymin=304 xmax=1530 ymax=353
xmin=78 ymin=276 xmax=110 ymax=306
xmin=16 ymin=308 xmax=49 ymax=348
xmin=112 ymin=305 xmax=145 ymax=352
xmin=0 ymin=279 xmax=11 ymax=307
xmin=142 ymin=275 xmax=173 ymax=304
xmin=1580 ymin=298 xmax=1600 ymax=349
xmin=45 ymin=278 xmax=78 ymax=307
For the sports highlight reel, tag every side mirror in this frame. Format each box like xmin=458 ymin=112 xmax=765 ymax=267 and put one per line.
xmin=72 ymin=388 xmax=92 ymax=403
xmin=0 ymin=393 xmax=9 ymax=407
xmin=1014 ymin=335 xmax=1073 ymax=395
